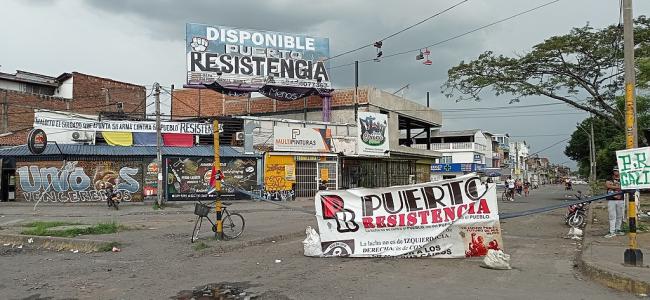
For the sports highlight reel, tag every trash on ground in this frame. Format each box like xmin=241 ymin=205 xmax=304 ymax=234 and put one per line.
xmin=274 ymin=259 xmax=282 ymax=263
xmin=27 ymin=238 xmax=34 ymax=244
xmin=480 ymin=249 xmax=511 ymax=270
xmin=111 ymin=246 xmax=121 ymax=252
xmin=302 ymin=226 xmax=323 ymax=257
xmin=16 ymin=245 xmax=23 ymax=249
xmin=567 ymin=227 xmax=583 ymax=240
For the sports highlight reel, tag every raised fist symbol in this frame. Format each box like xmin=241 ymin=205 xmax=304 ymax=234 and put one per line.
xmin=191 ymin=37 xmax=208 ymax=52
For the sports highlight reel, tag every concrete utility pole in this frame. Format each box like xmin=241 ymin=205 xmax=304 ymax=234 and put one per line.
xmin=154 ymin=83 xmax=163 ymax=207
xmin=622 ymin=0 xmax=643 ymax=267
xmin=515 ymin=142 xmax=519 ymax=179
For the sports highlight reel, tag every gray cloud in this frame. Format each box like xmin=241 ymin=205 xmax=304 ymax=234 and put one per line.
xmin=4 ymin=0 xmax=649 ymax=168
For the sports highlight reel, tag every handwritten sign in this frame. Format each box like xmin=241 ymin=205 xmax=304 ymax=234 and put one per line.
xmin=616 ymin=147 xmax=650 ymax=189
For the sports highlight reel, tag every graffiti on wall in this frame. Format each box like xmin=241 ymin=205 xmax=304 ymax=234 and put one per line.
xmin=17 ymin=161 xmax=142 ymax=203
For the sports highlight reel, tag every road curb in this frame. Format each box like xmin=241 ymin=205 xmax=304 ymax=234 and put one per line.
xmin=575 ymin=206 xmax=650 ymax=295
xmin=0 ymin=233 xmax=115 ymax=253
xmin=194 ymin=230 xmax=306 ymax=256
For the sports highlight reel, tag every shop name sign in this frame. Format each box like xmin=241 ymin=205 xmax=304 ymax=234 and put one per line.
xmin=314 ymin=174 xmax=502 ymax=258
xmin=616 ymin=147 xmax=650 ymax=189
xmin=186 ymin=23 xmax=330 ymax=88
xmin=34 ymin=115 xmax=221 ymax=135
xmin=273 ymin=127 xmax=332 ymax=152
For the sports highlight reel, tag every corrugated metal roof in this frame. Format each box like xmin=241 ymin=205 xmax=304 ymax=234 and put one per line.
xmin=0 ymin=144 xmax=259 ymax=158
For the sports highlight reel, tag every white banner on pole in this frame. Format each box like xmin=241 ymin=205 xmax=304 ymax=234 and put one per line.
xmin=314 ymin=174 xmax=502 ymax=258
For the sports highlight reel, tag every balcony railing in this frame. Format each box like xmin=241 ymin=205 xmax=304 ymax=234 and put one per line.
xmin=428 ymin=142 xmax=487 ymax=151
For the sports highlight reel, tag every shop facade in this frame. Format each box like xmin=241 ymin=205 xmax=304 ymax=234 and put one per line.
xmin=0 ymin=144 xmax=260 ymax=202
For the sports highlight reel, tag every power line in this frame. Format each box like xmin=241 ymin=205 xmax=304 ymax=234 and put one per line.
xmin=324 ymin=0 xmax=469 ymax=62
xmin=444 ymin=112 xmax=584 ymax=119
xmin=438 ymin=102 xmax=570 ymax=112
xmin=159 ymin=86 xmax=201 ymax=115
xmin=525 ymin=136 xmax=572 ymax=157
xmin=509 ymin=133 xmax=572 ymax=137
xmin=330 ymin=0 xmax=561 ymax=70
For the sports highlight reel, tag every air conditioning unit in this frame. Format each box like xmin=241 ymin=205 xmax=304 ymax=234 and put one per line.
xmin=235 ymin=132 xmax=244 ymax=141
xmin=71 ymin=131 xmax=92 ymax=142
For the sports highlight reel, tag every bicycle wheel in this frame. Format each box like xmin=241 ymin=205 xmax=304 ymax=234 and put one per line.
xmin=222 ymin=212 xmax=245 ymax=240
xmin=501 ymin=192 xmax=508 ymax=202
xmin=191 ymin=217 xmax=203 ymax=243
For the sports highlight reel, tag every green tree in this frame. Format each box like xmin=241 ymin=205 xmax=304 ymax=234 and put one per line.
xmin=444 ymin=16 xmax=650 ymax=129
xmin=564 ymin=96 xmax=650 ymax=180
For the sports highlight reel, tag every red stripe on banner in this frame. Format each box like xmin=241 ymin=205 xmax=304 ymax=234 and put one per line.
xmin=162 ymin=133 xmax=194 ymax=147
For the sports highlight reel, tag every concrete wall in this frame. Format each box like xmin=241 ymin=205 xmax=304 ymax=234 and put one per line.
xmin=54 ymin=77 xmax=73 ymax=99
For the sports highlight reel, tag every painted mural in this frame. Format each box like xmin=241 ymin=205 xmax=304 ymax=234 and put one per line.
xmin=16 ymin=161 xmax=143 ymax=203
xmin=166 ymin=157 xmax=257 ymax=201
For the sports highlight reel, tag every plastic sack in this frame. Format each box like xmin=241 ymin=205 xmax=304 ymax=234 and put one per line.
xmin=481 ymin=249 xmax=512 ymax=270
xmin=303 ymin=226 xmax=323 ymax=257
xmin=567 ymin=227 xmax=583 ymax=240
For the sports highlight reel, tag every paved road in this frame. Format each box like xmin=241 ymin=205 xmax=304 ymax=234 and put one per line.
xmin=0 ymin=184 xmax=636 ymax=299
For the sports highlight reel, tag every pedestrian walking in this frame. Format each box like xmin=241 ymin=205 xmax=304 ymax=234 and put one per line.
xmin=515 ymin=179 xmax=523 ymax=196
xmin=523 ymin=180 xmax=530 ymax=197
xmin=604 ymin=167 xmax=624 ymax=238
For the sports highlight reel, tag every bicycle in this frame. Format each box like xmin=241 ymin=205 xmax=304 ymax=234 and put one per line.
xmin=501 ymin=189 xmax=514 ymax=202
xmin=191 ymin=201 xmax=245 ymax=243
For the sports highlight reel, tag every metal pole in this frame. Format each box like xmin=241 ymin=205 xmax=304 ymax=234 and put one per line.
xmin=154 ymin=83 xmax=163 ymax=207
xmin=623 ymin=0 xmax=642 ymax=266
xmin=354 ymin=60 xmax=359 ymax=120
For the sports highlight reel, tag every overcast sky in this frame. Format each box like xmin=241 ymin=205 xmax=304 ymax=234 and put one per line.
xmin=3 ymin=0 xmax=649 ymax=169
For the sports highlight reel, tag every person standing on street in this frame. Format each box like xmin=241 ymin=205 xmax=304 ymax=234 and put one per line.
xmin=604 ymin=167 xmax=624 ymax=238
xmin=523 ymin=180 xmax=530 ymax=197
xmin=506 ymin=176 xmax=515 ymax=201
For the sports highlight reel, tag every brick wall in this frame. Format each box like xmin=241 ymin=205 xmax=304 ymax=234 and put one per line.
xmin=171 ymin=87 xmax=370 ymax=119
xmin=0 ymin=72 xmax=146 ymax=145
xmin=71 ymin=72 xmax=146 ymax=116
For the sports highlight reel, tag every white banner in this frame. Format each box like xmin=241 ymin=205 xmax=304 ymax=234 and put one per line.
xmin=357 ymin=112 xmax=389 ymax=157
xmin=314 ymin=174 xmax=502 ymax=258
xmin=616 ymin=147 xmax=650 ymax=189
xmin=273 ymin=126 xmax=332 ymax=152
xmin=34 ymin=113 xmax=220 ymax=135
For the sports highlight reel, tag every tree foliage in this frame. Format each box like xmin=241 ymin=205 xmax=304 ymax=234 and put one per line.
xmin=565 ymin=96 xmax=650 ymax=179
xmin=444 ymin=16 xmax=650 ymax=129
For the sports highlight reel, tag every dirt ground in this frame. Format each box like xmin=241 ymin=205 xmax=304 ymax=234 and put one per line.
xmin=0 ymin=185 xmax=637 ymax=299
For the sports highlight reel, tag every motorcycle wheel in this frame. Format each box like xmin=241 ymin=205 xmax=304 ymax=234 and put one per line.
xmin=568 ymin=213 xmax=586 ymax=228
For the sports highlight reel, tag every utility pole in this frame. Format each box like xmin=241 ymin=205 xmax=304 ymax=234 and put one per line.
xmin=154 ymin=83 xmax=163 ymax=207
xmin=622 ymin=0 xmax=643 ymax=267
xmin=515 ymin=142 xmax=519 ymax=179
xmin=354 ymin=60 xmax=359 ymax=120
xmin=589 ymin=113 xmax=596 ymax=183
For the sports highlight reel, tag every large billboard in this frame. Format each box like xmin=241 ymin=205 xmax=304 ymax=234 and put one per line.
xmin=186 ymin=23 xmax=331 ymax=89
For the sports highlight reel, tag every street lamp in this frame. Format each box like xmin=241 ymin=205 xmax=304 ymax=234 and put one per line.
xmin=576 ymin=116 xmax=596 ymax=184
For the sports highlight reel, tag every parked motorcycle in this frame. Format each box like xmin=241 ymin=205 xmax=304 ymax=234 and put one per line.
xmin=565 ymin=192 xmax=587 ymax=228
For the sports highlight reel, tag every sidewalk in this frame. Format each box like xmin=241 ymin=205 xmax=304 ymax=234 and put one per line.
xmin=0 ymin=199 xmax=316 ymax=254
xmin=578 ymin=202 xmax=650 ymax=295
